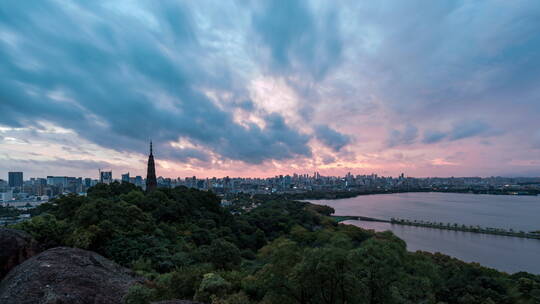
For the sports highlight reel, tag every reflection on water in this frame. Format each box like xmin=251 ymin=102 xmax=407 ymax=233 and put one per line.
xmin=312 ymin=192 xmax=540 ymax=231
xmin=345 ymin=220 xmax=540 ymax=274
xmin=309 ymin=192 xmax=540 ymax=274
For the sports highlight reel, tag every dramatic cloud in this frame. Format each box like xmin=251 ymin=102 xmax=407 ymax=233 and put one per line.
xmin=386 ymin=125 xmax=418 ymax=147
xmin=0 ymin=1 xmax=312 ymax=166
xmin=251 ymin=0 xmax=343 ymax=79
xmin=1 ymin=0 xmax=540 ymax=178
xmin=314 ymin=125 xmax=351 ymax=152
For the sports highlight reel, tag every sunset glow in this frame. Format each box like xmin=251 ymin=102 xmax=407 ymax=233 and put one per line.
xmin=1 ymin=1 xmax=540 ymax=179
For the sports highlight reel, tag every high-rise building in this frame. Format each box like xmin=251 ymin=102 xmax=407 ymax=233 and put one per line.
xmin=84 ymin=178 xmax=92 ymax=188
xmin=100 ymin=171 xmax=112 ymax=184
xmin=0 ymin=190 xmax=13 ymax=202
xmin=8 ymin=172 xmax=23 ymax=188
xmin=146 ymin=142 xmax=157 ymax=192
xmin=134 ymin=176 xmax=143 ymax=188
xmin=47 ymin=176 xmax=68 ymax=187
xmin=121 ymin=173 xmax=130 ymax=183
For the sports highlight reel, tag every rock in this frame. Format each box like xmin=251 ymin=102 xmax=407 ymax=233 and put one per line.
xmin=0 ymin=228 xmax=41 ymax=279
xmin=152 ymin=301 xmax=203 ymax=304
xmin=0 ymin=247 xmax=143 ymax=304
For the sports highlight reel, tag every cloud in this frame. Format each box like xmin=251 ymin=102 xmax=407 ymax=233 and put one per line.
xmin=386 ymin=124 xmax=418 ymax=147
xmin=158 ymin=144 xmax=211 ymax=163
xmin=1 ymin=0 xmax=540 ymax=177
xmin=346 ymin=1 xmax=540 ymax=115
xmin=314 ymin=125 xmax=351 ymax=151
xmin=423 ymin=120 xmax=498 ymax=144
xmin=449 ymin=120 xmax=492 ymax=140
xmin=236 ymin=100 xmax=255 ymax=112
xmin=0 ymin=157 xmax=117 ymax=174
xmin=321 ymin=154 xmax=336 ymax=164
xmin=251 ymin=0 xmax=343 ymax=79
xmin=532 ymin=130 xmax=540 ymax=149
xmin=208 ymin=113 xmax=312 ymax=163
xmin=0 ymin=0 xmax=312 ymax=165
xmin=423 ymin=130 xmax=447 ymax=144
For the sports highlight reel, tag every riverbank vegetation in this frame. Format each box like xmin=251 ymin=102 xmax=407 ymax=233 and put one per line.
xmin=11 ymin=183 xmax=540 ymax=303
xmin=261 ymin=188 xmax=539 ymax=201
xmin=331 ymin=215 xmax=390 ymax=223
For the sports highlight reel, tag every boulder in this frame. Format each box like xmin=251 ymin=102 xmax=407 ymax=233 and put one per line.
xmin=0 ymin=228 xmax=41 ymax=279
xmin=152 ymin=301 xmax=203 ymax=304
xmin=0 ymin=247 xmax=143 ymax=304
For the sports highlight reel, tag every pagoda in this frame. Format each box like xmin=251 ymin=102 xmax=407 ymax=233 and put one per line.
xmin=146 ymin=141 xmax=157 ymax=192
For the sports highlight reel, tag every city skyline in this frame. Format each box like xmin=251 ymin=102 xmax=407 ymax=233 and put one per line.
xmin=3 ymin=165 xmax=540 ymax=201
xmin=3 ymin=168 xmax=540 ymax=182
xmin=2 ymin=1 xmax=540 ymax=178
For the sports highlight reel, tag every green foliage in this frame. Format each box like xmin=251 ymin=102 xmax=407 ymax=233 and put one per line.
xmin=214 ymin=291 xmax=253 ymax=304
xmin=307 ymin=203 xmax=335 ymax=216
xmin=12 ymin=213 xmax=69 ymax=248
xmin=14 ymin=183 xmax=540 ymax=304
xmin=124 ymin=284 xmax=156 ymax=304
xmin=205 ymin=239 xmax=242 ymax=270
xmin=87 ymin=181 xmax=141 ymax=199
xmin=150 ymin=264 xmax=214 ymax=301
xmin=0 ymin=205 xmax=21 ymax=218
xmin=241 ymin=200 xmax=323 ymax=240
xmin=258 ymin=243 xmax=370 ymax=304
xmin=194 ymin=273 xmax=232 ymax=303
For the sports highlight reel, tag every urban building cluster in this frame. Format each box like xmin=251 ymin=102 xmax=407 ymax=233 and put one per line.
xmin=2 ymin=170 xmax=540 ymax=205
xmin=137 ymin=173 xmax=540 ymax=195
xmin=2 ymin=142 xmax=540 ymax=208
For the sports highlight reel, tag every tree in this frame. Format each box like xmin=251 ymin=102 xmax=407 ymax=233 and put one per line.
xmin=12 ymin=213 xmax=68 ymax=249
xmin=194 ymin=273 xmax=231 ymax=303
xmin=207 ymin=239 xmax=241 ymax=270
xmin=293 ymin=247 xmax=370 ymax=304
xmin=351 ymin=232 xmax=407 ymax=303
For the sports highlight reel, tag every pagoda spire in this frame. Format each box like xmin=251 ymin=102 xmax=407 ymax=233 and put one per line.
xmin=146 ymin=141 xmax=157 ymax=192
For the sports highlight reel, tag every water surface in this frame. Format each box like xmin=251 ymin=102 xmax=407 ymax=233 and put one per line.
xmin=309 ymin=192 xmax=540 ymax=274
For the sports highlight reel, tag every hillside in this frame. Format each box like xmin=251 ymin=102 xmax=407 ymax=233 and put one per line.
xmin=9 ymin=182 xmax=540 ymax=304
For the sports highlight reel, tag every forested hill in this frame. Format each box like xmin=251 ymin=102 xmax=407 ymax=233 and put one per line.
xmin=13 ymin=183 xmax=540 ymax=303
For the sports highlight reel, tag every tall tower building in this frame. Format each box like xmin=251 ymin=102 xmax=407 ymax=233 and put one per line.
xmin=8 ymin=172 xmax=23 ymax=188
xmin=146 ymin=141 xmax=157 ymax=192
xmin=99 ymin=171 xmax=112 ymax=184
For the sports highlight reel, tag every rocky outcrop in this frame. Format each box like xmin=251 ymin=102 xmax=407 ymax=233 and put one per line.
xmin=152 ymin=301 xmax=203 ymax=304
xmin=0 ymin=228 xmax=41 ymax=279
xmin=0 ymin=247 xmax=143 ymax=304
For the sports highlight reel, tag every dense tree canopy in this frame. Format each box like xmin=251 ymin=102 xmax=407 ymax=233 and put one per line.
xmin=12 ymin=182 xmax=540 ymax=304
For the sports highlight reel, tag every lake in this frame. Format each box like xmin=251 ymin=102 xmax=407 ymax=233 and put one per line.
xmin=309 ymin=192 xmax=540 ymax=274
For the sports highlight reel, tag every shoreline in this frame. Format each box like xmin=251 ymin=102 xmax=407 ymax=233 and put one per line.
xmin=332 ymin=215 xmax=540 ymax=240
xmin=331 ymin=215 xmax=389 ymax=223
xmin=287 ymin=189 xmax=540 ymax=201
xmin=389 ymin=218 xmax=540 ymax=240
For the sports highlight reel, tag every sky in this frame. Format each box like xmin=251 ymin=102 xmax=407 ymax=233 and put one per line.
xmin=1 ymin=0 xmax=540 ymax=179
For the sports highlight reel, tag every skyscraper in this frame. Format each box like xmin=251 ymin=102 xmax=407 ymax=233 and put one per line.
xmin=121 ymin=173 xmax=130 ymax=183
xmin=146 ymin=141 xmax=157 ymax=192
xmin=99 ymin=171 xmax=112 ymax=184
xmin=8 ymin=172 xmax=23 ymax=188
